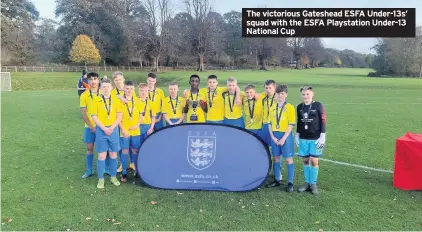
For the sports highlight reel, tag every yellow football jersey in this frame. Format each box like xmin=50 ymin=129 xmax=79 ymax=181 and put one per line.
xmin=223 ymin=91 xmax=245 ymax=119
xmin=138 ymin=98 xmax=156 ymax=125
xmin=268 ymin=102 xmax=296 ymax=132
xmin=80 ymin=89 xmax=102 ymax=128
xmin=148 ymin=88 xmax=165 ymax=114
xmin=261 ymin=92 xmax=277 ymax=124
xmin=162 ymin=96 xmax=186 ymax=119
xmin=200 ymin=87 xmax=227 ymax=121
xmin=90 ymin=95 xmax=123 ymax=127
xmin=185 ymin=90 xmax=206 ymax=123
xmin=120 ymin=97 xmax=143 ymax=136
xmin=243 ymin=97 xmax=264 ymax=130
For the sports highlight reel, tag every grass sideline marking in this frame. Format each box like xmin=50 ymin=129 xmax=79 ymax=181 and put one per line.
xmin=319 ymin=157 xmax=393 ymax=173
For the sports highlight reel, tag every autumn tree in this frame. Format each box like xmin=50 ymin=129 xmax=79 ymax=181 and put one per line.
xmin=69 ymin=34 xmax=101 ymax=70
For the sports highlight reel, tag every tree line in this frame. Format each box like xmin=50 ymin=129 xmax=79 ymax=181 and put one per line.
xmin=0 ymin=0 xmax=394 ymax=73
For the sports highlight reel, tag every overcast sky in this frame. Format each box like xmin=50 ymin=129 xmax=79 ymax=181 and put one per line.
xmin=32 ymin=0 xmax=422 ymax=54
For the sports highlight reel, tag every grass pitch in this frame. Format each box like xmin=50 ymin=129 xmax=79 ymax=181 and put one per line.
xmin=1 ymin=68 xmax=422 ymax=230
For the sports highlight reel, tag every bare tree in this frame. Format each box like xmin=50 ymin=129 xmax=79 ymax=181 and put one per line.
xmin=287 ymin=38 xmax=305 ymax=69
xmin=184 ymin=0 xmax=214 ymax=72
xmin=143 ymin=0 xmax=171 ymax=72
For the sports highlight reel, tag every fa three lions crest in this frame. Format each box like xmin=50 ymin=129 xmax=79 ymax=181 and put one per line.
xmin=187 ymin=130 xmax=217 ymax=170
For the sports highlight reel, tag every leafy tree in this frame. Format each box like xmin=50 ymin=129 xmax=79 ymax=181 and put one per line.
xmin=69 ymin=35 xmax=101 ymax=70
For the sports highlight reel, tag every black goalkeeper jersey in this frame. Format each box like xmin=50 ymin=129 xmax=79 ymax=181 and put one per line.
xmin=296 ymin=101 xmax=326 ymax=140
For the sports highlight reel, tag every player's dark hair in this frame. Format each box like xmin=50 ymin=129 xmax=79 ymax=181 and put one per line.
xmin=189 ymin=74 xmax=200 ymax=83
xmin=208 ymin=75 xmax=217 ymax=80
xmin=244 ymin=84 xmax=256 ymax=91
xmin=125 ymin=80 xmax=135 ymax=86
xmin=87 ymin=72 xmax=99 ymax=79
xmin=147 ymin=73 xmax=156 ymax=79
xmin=300 ymin=85 xmax=313 ymax=92
xmin=276 ymin=84 xmax=288 ymax=94
xmin=264 ymin=80 xmax=276 ymax=86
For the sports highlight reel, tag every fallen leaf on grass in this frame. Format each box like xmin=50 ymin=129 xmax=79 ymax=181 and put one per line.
xmin=7 ymin=218 xmax=12 ymax=223
xmin=199 ymin=209 xmax=203 ymax=213
xmin=315 ymin=221 xmax=320 ymax=224
xmin=86 ymin=217 xmax=91 ymax=220
xmin=151 ymin=201 xmax=157 ymax=205
xmin=106 ymin=219 xmax=111 ymax=222
xmin=265 ymin=204 xmax=269 ymax=207
xmin=113 ymin=222 xmax=121 ymax=225
xmin=319 ymin=229 xmax=324 ymax=232
xmin=130 ymin=223 xmax=135 ymax=227
xmin=156 ymin=225 xmax=160 ymax=228
xmin=112 ymin=219 xmax=116 ymax=222
xmin=241 ymin=206 xmax=245 ymax=209
xmin=176 ymin=192 xmax=183 ymax=195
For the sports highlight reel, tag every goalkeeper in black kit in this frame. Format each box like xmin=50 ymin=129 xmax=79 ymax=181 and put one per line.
xmin=295 ymin=86 xmax=327 ymax=195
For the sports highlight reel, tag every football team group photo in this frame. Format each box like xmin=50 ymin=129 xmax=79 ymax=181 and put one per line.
xmin=79 ymin=71 xmax=326 ymax=194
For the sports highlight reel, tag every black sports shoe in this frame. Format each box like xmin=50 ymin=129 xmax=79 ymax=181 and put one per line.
xmin=310 ymin=184 xmax=319 ymax=195
xmin=266 ymin=180 xmax=281 ymax=188
xmin=285 ymin=182 xmax=294 ymax=192
xmin=297 ymin=183 xmax=311 ymax=193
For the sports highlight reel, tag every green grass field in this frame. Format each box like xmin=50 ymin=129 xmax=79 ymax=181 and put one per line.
xmin=2 ymin=68 xmax=422 ymax=230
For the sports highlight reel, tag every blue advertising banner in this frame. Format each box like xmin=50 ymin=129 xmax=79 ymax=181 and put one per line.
xmin=137 ymin=123 xmax=271 ymax=192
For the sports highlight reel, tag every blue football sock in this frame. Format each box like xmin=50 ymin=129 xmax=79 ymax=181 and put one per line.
xmin=303 ymin=165 xmax=311 ymax=183
xmin=86 ymin=153 xmax=93 ymax=172
xmin=130 ymin=154 xmax=136 ymax=165
xmin=118 ymin=150 xmax=122 ymax=162
xmin=110 ymin=158 xmax=117 ymax=177
xmin=273 ymin=161 xmax=281 ymax=181
xmin=121 ymin=153 xmax=129 ymax=175
xmin=97 ymin=160 xmax=105 ymax=179
xmin=287 ymin=163 xmax=295 ymax=184
xmin=105 ymin=154 xmax=110 ymax=170
xmin=310 ymin=166 xmax=319 ymax=184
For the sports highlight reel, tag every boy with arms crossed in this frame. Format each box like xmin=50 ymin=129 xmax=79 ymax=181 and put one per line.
xmin=222 ymin=77 xmax=244 ymax=128
xmin=243 ymin=84 xmax=264 ymax=137
xmin=137 ymin=83 xmax=157 ymax=174
xmin=183 ymin=75 xmax=207 ymax=123
xmin=146 ymin=73 xmax=165 ymax=130
xmin=162 ymin=82 xmax=186 ymax=126
xmin=118 ymin=81 xmax=143 ymax=183
xmin=80 ymin=72 xmax=101 ymax=178
xmin=90 ymin=79 xmax=123 ymax=188
xmin=266 ymin=84 xmax=296 ymax=192
xmin=296 ymin=86 xmax=326 ymax=195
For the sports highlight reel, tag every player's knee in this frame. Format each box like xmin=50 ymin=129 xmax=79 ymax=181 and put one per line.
xmin=273 ymin=156 xmax=280 ymax=162
xmin=302 ymin=157 xmax=310 ymax=165
xmin=109 ymin=152 xmax=118 ymax=159
xmin=122 ymin=149 xmax=129 ymax=154
xmin=98 ymin=152 xmax=107 ymax=160
xmin=285 ymin=157 xmax=293 ymax=164
xmin=131 ymin=149 xmax=138 ymax=155
xmin=310 ymin=157 xmax=319 ymax=166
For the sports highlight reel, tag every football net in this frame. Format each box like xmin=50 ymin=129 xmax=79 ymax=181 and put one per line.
xmin=0 ymin=72 xmax=12 ymax=91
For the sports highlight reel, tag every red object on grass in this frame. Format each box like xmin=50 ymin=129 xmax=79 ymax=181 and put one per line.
xmin=393 ymin=132 xmax=422 ymax=191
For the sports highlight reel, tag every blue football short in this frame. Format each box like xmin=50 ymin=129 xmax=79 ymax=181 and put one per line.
xmin=261 ymin=123 xmax=271 ymax=146
xmin=224 ymin=117 xmax=245 ymax=128
xmin=154 ymin=113 xmax=164 ymax=130
xmin=298 ymin=139 xmax=323 ymax=157
xmin=206 ymin=120 xmax=224 ymax=124
xmin=83 ymin=127 xmax=96 ymax=144
xmin=139 ymin=124 xmax=152 ymax=145
xmin=95 ymin=126 xmax=120 ymax=153
xmin=120 ymin=135 xmax=141 ymax=150
xmin=270 ymin=131 xmax=295 ymax=158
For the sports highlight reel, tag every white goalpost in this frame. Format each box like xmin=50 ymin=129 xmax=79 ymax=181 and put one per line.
xmin=0 ymin=72 xmax=12 ymax=91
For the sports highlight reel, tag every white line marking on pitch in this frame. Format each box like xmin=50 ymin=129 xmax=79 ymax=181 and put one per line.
xmin=319 ymin=158 xmax=393 ymax=173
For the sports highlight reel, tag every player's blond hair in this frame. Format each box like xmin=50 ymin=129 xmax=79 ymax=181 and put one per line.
xmin=169 ymin=81 xmax=178 ymax=87
xmin=138 ymin=83 xmax=148 ymax=89
xmin=112 ymin=71 xmax=124 ymax=79
xmin=244 ymin=84 xmax=256 ymax=91
xmin=227 ymin=77 xmax=237 ymax=84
